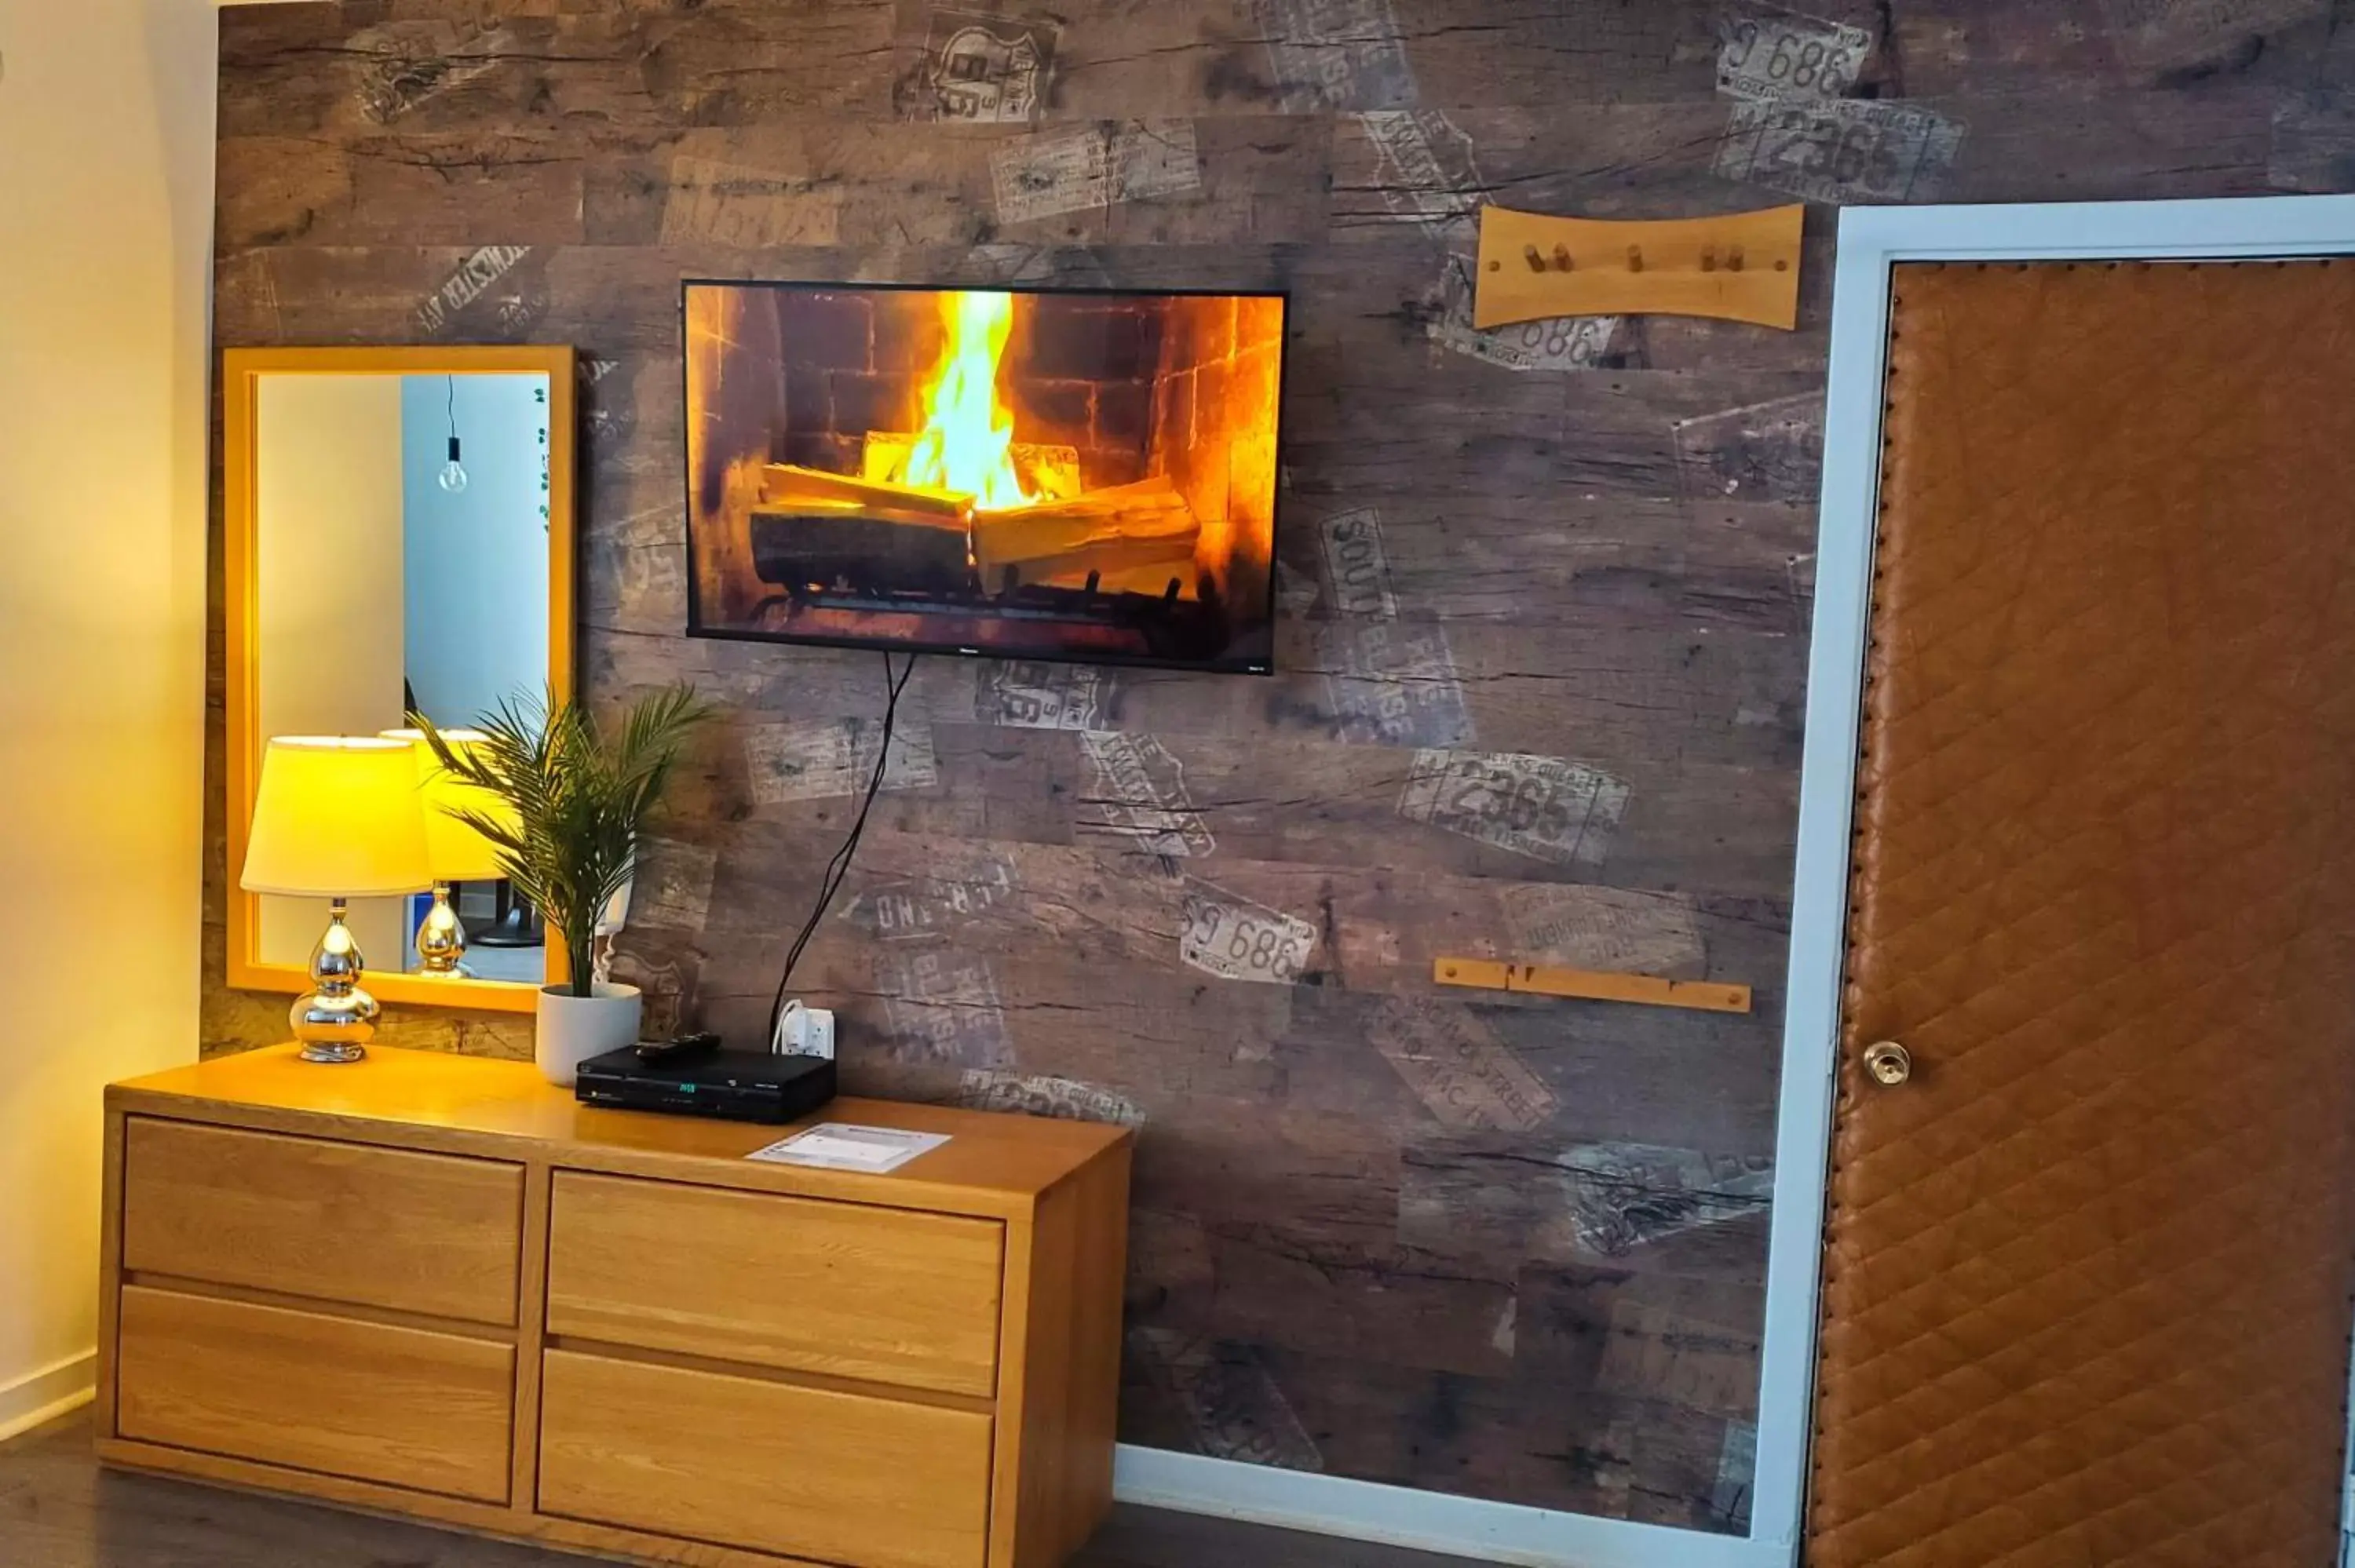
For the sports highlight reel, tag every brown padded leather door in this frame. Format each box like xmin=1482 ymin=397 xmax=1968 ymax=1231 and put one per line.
xmin=1808 ymin=261 xmax=2355 ymax=1568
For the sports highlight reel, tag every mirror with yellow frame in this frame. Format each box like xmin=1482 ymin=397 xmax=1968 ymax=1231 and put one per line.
xmin=224 ymin=345 xmax=576 ymax=1015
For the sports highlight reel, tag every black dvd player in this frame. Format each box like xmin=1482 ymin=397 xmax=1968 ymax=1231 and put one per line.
xmin=574 ymin=1045 xmax=837 ymax=1124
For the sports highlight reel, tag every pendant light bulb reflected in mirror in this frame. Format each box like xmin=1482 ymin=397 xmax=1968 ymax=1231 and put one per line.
xmin=438 ymin=374 xmax=469 ymax=493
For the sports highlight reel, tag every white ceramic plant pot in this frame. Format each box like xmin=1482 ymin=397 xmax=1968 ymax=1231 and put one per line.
xmin=535 ymin=982 xmax=642 ymax=1087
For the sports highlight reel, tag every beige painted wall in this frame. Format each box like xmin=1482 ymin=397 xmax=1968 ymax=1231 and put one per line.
xmin=0 ymin=0 xmax=215 ymax=1436
xmin=254 ymin=373 xmax=411 ymax=967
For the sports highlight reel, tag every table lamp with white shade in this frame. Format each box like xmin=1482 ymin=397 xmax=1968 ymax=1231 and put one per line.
xmin=381 ymin=727 xmax=519 ymax=979
xmin=239 ymin=735 xmax=434 ymax=1063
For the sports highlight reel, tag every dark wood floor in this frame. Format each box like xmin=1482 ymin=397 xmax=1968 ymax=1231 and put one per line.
xmin=1 ymin=1410 xmax=1477 ymax=1568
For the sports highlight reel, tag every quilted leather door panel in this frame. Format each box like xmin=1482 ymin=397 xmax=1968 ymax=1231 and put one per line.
xmin=1808 ymin=261 xmax=2355 ymax=1568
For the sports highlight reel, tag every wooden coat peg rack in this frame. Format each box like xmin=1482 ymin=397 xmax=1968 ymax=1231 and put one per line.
xmin=1433 ymin=956 xmax=1753 ymax=1015
xmin=1473 ymin=203 xmax=1804 ymax=330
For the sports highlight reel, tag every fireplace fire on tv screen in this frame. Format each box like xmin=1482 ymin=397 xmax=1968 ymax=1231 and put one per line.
xmin=683 ymin=281 xmax=1287 ymax=673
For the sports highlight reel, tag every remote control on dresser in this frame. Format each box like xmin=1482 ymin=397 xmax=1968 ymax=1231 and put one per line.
xmin=633 ymin=1030 xmax=721 ymax=1064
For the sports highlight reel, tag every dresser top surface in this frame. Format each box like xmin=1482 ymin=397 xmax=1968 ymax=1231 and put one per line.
xmin=111 ymin=1045 xmax=1130 ymax=1208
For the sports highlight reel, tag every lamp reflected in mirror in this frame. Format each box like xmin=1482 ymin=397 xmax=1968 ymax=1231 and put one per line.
xmin=381 ymin=727 xmax=517 ymax=979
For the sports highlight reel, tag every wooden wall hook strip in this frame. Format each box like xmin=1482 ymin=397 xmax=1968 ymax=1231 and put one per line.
xmin=1433 ymin=957 xmax=1753 ymax=1015
xmin=1471 ymin=203 xmax=1803 ymax=330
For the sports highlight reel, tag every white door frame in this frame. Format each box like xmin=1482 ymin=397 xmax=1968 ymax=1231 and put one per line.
xmin=1112 ymin=195 xmax=2355 ymax=1568
xmin=1751 ymin=192 xmax=2355 ymax=1563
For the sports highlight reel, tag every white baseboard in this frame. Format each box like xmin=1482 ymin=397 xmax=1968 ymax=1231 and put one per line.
xmin=0 ymin=1351 xmax=96 ymax=1443
xmin=1112 ymin=1444 xmax=1787 ymax=1568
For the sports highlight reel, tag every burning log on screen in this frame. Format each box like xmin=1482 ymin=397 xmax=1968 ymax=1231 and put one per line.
xmin=750 ymin=463 xmax=972 ymax=594
xmin=972 ymin=475 xmax=1200 ymax=596
xmin=762 ymin=462 xmax=970 ymax=525
xmin=751 ymin=461 xmax=1201 ymax=604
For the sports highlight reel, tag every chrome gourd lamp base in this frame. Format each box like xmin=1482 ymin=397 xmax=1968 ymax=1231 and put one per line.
xmin=291 ymin=897 xmax=382 ymax=1063
xmin=414 ymin=881 xmax=475 ymax=978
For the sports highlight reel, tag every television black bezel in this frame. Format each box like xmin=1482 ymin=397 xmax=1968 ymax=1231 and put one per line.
xmin=677 ymin=277 xmax=1292 ymax=676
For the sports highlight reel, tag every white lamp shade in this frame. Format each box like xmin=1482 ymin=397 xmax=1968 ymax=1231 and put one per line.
xmin=379 ymin=728 xmax=519 ymax=884
xmin=241 ymin=736 xmax=434 ymax=898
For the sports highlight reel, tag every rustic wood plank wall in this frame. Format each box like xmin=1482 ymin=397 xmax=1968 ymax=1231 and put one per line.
xmin=203 ymin=0 xmax=2355 ymax=1532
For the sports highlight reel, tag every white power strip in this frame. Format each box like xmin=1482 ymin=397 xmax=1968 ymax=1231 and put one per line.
xmin=772 ymin=999 xmax=836 ymax=1060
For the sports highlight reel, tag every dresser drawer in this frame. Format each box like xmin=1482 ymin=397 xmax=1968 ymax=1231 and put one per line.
xmin=122 ymin=1118 xmax=522 ymax=1325
xmin=539 ymin=1349 xmax=991 ymax=1568
xmin=546 ymin=1171 xmax=1004 ymax=1397
xmin=115 ymin=1285 xmax=514 ymax=1502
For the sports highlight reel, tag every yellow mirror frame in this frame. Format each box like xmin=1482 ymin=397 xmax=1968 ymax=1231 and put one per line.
xmin=222 ymin=345 xmax=578 ymax=1015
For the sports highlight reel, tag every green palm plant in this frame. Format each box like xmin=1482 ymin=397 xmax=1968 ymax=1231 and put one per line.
xmin=412 ymin=684 xmax=713 ymax=997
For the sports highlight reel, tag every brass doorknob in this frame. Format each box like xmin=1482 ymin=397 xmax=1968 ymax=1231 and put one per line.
xmin=1862 ymin=1041 xmax=1911 ymax=1086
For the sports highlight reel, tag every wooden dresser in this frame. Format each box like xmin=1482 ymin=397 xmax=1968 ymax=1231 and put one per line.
xmin=95 ymin=1045 xmax=1133 ymax=1568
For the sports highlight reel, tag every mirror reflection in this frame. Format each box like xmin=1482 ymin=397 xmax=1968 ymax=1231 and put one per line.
xmin=252 ymin=370 xmax=552 ymax=983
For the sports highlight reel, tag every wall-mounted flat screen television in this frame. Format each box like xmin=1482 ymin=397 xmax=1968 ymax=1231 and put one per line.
xmin=683 ymin=281 xmax=1287 ymax=673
